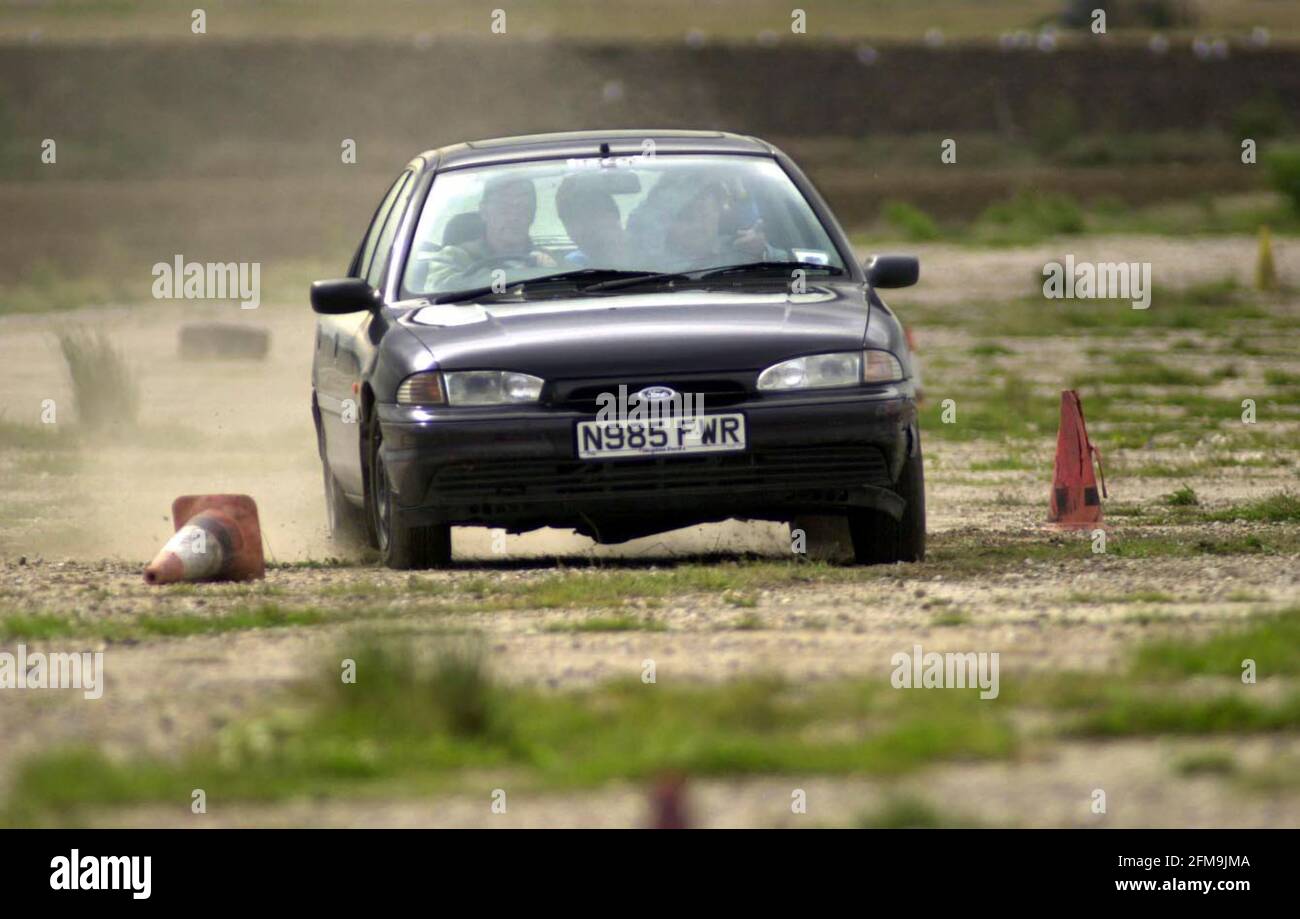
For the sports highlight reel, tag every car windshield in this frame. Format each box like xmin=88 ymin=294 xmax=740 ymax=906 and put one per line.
xmin=401 ymin=154 xmax=846 ymax=300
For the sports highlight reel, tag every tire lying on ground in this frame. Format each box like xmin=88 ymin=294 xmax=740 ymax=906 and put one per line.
xmin=178 ymin=323 xmax=270 ymax=361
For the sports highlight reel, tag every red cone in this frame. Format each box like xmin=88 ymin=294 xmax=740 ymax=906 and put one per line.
xmin=144 ymin=494 xmax=265 ymax=584
xmin=1047 ymin=390 xmax=1106 ymax=529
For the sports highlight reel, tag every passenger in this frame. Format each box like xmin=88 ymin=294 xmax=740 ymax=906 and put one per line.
xmin=424 ymin=176 xmax=556 ymax=288
xmin=555 ymin=177 xmax=628 ymax=268
xmin=628 ymin=177 xmax=772 ymax=273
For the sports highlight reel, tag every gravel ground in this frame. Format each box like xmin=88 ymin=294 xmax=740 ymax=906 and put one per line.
xmin=1 ymin=236 xmax=1297 ymax=826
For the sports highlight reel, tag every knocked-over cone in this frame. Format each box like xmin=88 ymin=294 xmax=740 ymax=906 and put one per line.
xmin=144 ymin=494 xmax=265 ymax=584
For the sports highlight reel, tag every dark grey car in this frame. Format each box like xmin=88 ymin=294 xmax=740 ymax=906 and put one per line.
xmin=311 ymin=130 xmax=923 ymax=568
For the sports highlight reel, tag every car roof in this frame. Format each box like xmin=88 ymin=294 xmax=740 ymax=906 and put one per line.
xmin=419 ymin=130 xmax=775 ymax=171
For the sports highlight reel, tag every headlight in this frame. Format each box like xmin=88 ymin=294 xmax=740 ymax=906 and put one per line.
xmin=444 ymin=370 xmax=544 ymax=405
xmin=758 ymin=352 xmax=860 ymax=390
xmin=757 ymin=350 xmax=903 ymax=391
xmin=396 ymin=370 xmax=544 ymax=405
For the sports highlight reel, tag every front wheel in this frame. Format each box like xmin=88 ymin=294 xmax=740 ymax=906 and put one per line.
xmin=367 ymin=418 xmax=452 ymax=569
xmin=849 ymin=441 xmax=926 ymax=565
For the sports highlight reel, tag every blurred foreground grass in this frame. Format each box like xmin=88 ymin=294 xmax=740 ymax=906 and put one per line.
xmin=5 ymin=607 xmax=1297 ymax=825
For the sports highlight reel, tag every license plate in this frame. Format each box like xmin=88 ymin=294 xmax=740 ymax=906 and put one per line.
xmin=576 ymin=414 xmax=746 ymax=459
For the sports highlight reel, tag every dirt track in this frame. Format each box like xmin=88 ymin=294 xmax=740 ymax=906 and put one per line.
xmin=1 ymin=236 xmax=1297 ymax=826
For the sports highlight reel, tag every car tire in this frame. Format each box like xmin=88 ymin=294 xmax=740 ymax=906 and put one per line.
xmin=849 ymin=439 xmax=926 ymax=565
xmin=367 ymin=417 xmax=452 ymax=569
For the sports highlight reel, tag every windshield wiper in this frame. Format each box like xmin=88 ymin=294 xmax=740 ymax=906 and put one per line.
xmin=430 ymin=262 xmax=843 ymax=303
xmin=430 ymin=284 xmax=517 ymax=304
xmin=526 ymin=268 xmax=667 ymax=287
xmin=583 ymin=270 xmax=695 ymax=292
xmin=693 ymin=260 xmax=845 ymax=279
xmin=585 ymin=261 xmax=844 ymax=293
xmin=429 ymin=268 xmax=672 ymax=304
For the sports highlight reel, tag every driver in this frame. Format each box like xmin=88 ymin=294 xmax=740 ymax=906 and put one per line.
xmin=424 ymin=175 xmax=556 ymax=289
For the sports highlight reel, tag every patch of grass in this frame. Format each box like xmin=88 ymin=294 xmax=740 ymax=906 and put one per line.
xmin=972 ymin=190 xmax=1084 ymax=245
xmin=137 ymin=604 xmax=330 ymax=637
xmin=0 ymin=603 xmax=331 ymax=642
xmin=0 ymin=613 xmax=83 ymax=641
xmin=931 ymin=610 xmax=971 ymax=627
xmin=1266 ymin=145 xmax=1300 ymax=214
xmin=856 ymin=796 xmax=981 ymax=829
xmin=1224 ymin=590 xmax=1268 ymax=603
xmin=463 ymin=562 xmax=863 ymax=611
xmin=1226 ymin=335 xmax=1268 ymax=356
xmin=969 ymin=343 xmax=1013 ymax=357
xmin=1264 ymin=368 xmax=1300 ymax=387
xmin=1107 ymin=531 xmax=1299 ymax=559
xmin=950 ymin=279 xmax=1274 ymax=338
xmin=1161 ymin=485 xmax=1199 ymax=507
xmin=1065 ymin=690 xmax=1300 ymax=737
xmin=920 ymin=374 xmax=1058 ymax=441
xmin=1202 ymin=492 xmax=1300 ymax=524
xmin=1174 ymin=750 xmax=1238 ymax=777
xmin=1132 ymin=608 xmax=1300 ymax=679
xmin=1090 ymin=364 xmax=1212 ymax=387
xmin=929 ymin=527 xmax=1300 ymax=575
xmin=881 ymin=201 xmax=941 ymax=242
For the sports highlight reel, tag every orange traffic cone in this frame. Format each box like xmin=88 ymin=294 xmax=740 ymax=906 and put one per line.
xmin=144 ymin=494 xmax=265 ymax=584
xmin=1048 ymin=390 xmax=1106 ymax=529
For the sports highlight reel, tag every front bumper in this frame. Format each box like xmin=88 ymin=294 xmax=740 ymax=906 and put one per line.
xmin=377 ymin=385 xmax=918 ymax=538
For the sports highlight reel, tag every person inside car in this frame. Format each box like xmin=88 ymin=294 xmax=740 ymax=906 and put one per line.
xmin=555 ymin=175 xmax=628 ymax=268
xmin=423 ymin=175 xmax=556 ymax=288
xmin=629 ymin=177 xmax=773 ymax=273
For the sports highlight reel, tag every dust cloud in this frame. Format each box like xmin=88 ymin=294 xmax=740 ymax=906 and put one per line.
xmin=1 ymin=301 xmax=788 ymax=565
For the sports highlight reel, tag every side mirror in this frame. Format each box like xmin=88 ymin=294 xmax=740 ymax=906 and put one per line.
xmin=864 ymin=255 xmax=919 ymax=289
xmin=311 ymin=278 xmax=379 ymax=314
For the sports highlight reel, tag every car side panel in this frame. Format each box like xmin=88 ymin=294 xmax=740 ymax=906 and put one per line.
xmin=315 ymin=311 xmax=373 ymax=497
xmin=315 ymin=162 xmax=426 ymax=500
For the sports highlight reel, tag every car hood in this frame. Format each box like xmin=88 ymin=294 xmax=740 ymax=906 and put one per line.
xmin=397 ymin=286 xmax=870 ymax=378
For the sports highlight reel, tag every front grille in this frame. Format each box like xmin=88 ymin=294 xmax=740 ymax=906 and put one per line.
xmin=548 ymin=376 xmax=751 ymax=413
xmin=429 ymin=444 xmax=892 ymax=502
